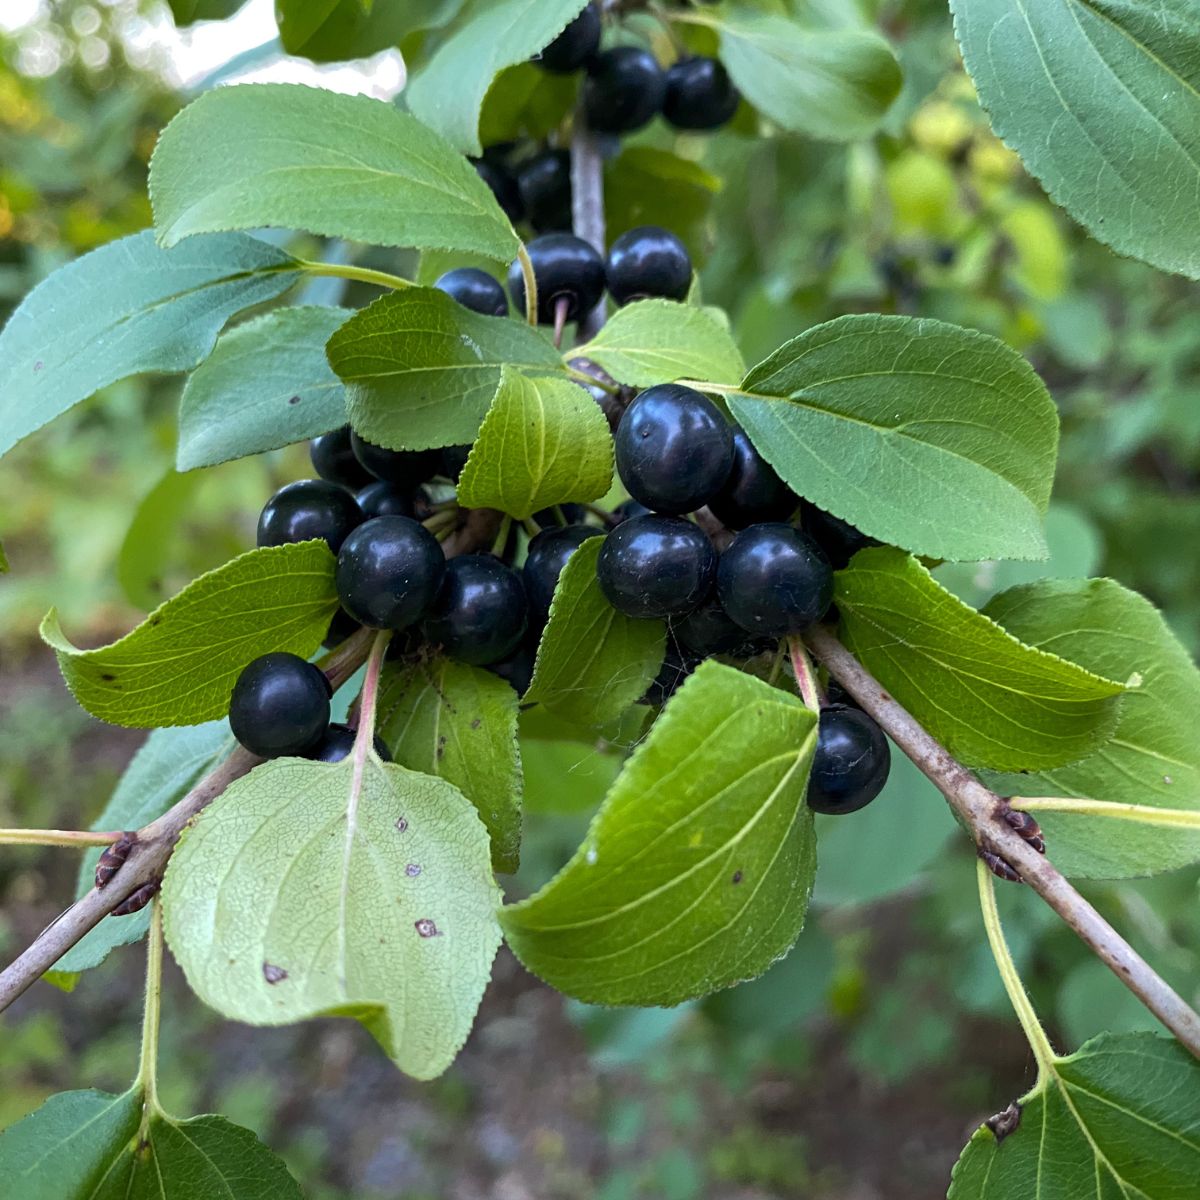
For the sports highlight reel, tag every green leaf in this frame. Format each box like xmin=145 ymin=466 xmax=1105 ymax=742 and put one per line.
xmin=456 ymin=367 xmax=613 ymax=519
xmin=149 ymin=84 xmax=518 ymax=260
xmin=501 ymin=661 xmax=818 ymax=1006
xmin=116 ymin=469 xmax=205 ymax=610
xmin=950 ymin=0 xmax=1200 ymax=280
xmin=0 ymin=542 xmax=10 ymax=573
xmin=714 ymin=10 xmax=902 ymax=141
xmin=835 ymin=548 xmax=1124 ymax=772
xmin=275 ymin=0 xmax=464 ymax=62
xmin=168 ymin=0 xmax=245 ymax=24
xmin=406 ymin=0 xmax=588 ymax=154
xmin=377 ymin=657 xmax=522 ymax=874
xmin=328 ymin=286 xmax=565 ymax=451
xmin=574 ymin=300 xmax=745 ymax=389
xmin=177 ymin=306 xmax=351 ymax=471
xmin=163 ymin=755 xmax=502 ymax=1080
xmin=525 ymin=538 xmax=666 ymax=728
xmin=0 ymin=230 xmax=300 ymax=460
xmin=726 ymin=314 xmax=1058 ymax=562
xmin=40 ymin=542 xmax=338 ymax=728
xmin=948 ymin=1033 xmax=1200 ymax=1199
xmin=986 ymin=579 xmax=1200 ymax=879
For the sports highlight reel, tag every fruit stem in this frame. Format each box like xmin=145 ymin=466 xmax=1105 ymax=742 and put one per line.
xmin=490 ymin=513 xmax=513 ymax=557
xmin=787 ymin=636 xmax=824 ymax=713
xmin=353 ymin=630 xmax=392 ymax=754
xmin=516 ymin=243 xmax=538 ymax=326
xmin=521 ymin=516 xmax=542 ymax=538
xmin=1015 ymin=797 xmax=1200 ymax=828
xmin=976 ymin=859 xmax=1057 ymax=1083
xmin=0 ymin=828 xmax=125 ymax=848
xmin=134 ymin=898 xmax=166 ymax=1130
xmin=565 ymin=364 xmax=620 ymax=395
xmin=646 ymin=2 xmax=688 ymax=55
xmin=553 ymin=295 xmax=571 ymax=348
xmin=296 ymin=259 xmax=412 ymax=291
xmin=314 ymin=624 xmax=375 ymax=688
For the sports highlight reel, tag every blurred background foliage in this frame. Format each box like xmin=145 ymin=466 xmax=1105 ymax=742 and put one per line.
xmin=1 ymin=2 xmax=1198 ymax=1198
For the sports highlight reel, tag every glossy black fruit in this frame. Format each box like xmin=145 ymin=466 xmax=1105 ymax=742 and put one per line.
xmin=641 ymin=640 xmax=699 ymax=706
xmin=717 ymin=523 xmax=833 ymax=636
xmin=355 ymin=480 xmax=416 ymax=522
xmin=322 ymin=607 xmax=362 ymax=650
xmin=671 ymin=596 xmax=750 ymax=657
xmin=614 ymin=383 xmax=733 ymax=514
xmin=583 ymin=46 xmax=666 ymax=134
xmin=257 ymin=480 xmax=363 ymax=554
xmin=807 ymin=704 xmax=891 ymax=815
xmin=537 ymin=3 xmax=601 ymax=72
xmin=708 ymin=427 xmax=796 ymax=528
xmin=473 ymin=157 xmax=524 ymax=223
xmin=336 ymin=515 xmax=446 ymax=630
xmin=310 ymin=426 xmax=374 ymax=490
xmin=229 ymin=652 xmax=331 ymax=759
xmin=610 ymin=498 xmax=652 ymax=525
xmin=486 ymin=634 xmax=539 ymax=696
xmin=523 ymin=524 xmax=604 ymax=624
xmin=435 ymin=267 xmax=509 ymax=316
xmin=605 ymin=226 xmax=692 ymax=305
xmin=596 ymin=514 xmax=715 ymax=619
xmin=307 ymin=722 xmax=392 ymax=763
xmin=516 ymin=149 xmax=572 ymax=232
xmin=422 ymin=554 xmax=529 ymax=666
xmin=801 ymin=502 xmax=877 ymax=570
xmin=440 ymin=444 xmax=473 ymax=482
xmin=508 ymin=234 xmax=606 ymax=325
xmin=350 ymin=432 xmax=440 ymax=487
xmin=663 ymin=56 xmax=740 ymax=129
xmin=533 ymin=502 xmax=587 ymax=527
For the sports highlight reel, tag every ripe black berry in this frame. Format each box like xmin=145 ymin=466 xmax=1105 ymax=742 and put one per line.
xmin=663 ymin=57 xmax=740 ymax=130
xmin=435 ymin=268 xmax=508 ymax=316
xmin=534 ymin=502 xmax=588 ymax=527
xmin=336 ymin=515 xmax=446 ymax=630
xmin=307 ymin=722 xmax=392 ymax=763
xmin=615 ymin=383 xmax=733 ymax=514
xmin=536 ymin=3 xmax=601 ymax=73
xmin=717 ymin=523 xmax=833 ymax=636
xmin=801 ymin=502 xmax=877 ymax=570
xmin=508 ymin=233 xmax=605 ymax=325
xmin=229 ymin=652 xmax=331 ymax=759
xmin=596 ymin=513 xmax=715 ymax=619
xmin=422 ymin=554 xmax=529 ymax=666
xmin=350 ymin=431 xmax=440 ymax=486
xmin=610 ymin=498 xmax=652 ymax=525
xmin=257 ymin=480 xmax=363 ymax=554
xmin=473 ymin=157 xmax=524 ymax=224
xmin=487 ymin=634 xmax=539 ymax=696
xmin=355 ymin=480 xmax=415 ymax=522
xmin=605 ymin=226 xmax=692 ymax=305
xmin=516 ymin=149 xmax=573 ymax=232
xmin=583 ymin=46 xmax=666 ymax=134
xmin=707 ymin=427 xmax=796 ymax=528
xmin=807 ymin=705 xmax=890 ymax=815
xmin=523 ymin=524 xmax=604 ymax=624
xmin=310 ymin=426 xmax=373 ymax=490
xmin=671 ymin=596 xmax=751 ymax=657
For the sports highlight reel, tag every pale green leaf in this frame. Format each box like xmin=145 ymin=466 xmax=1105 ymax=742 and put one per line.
xmin=951 ymin=0 xmax=1200 ymax=280
xmin=835 ymin=548 xmax=1124 ymax=772
xmin=116 ymin=468 xmax=206 ymax=610
xmin=574 ymin=300 xmax=745 ymax=389
xmin=501 ymin=661 xmax=818 ymax=1006
xmin=168 ymin=0 xmax=245 ymax=25
xmin=377 ymin=657 xmax=522 ymax=873
xmin=177 ymin=306 xmax=351 ymax=470
xmin=986 ymin=579 xmax=1200 ymax=879
xmin=726 ymin=314 xmax=1058 ymax=562
xmin=149 ymin=83 xmax=518 ymax=260
xmin=40 ymin=541 xmax=338 ymax=728
xmin=407 ymin=0 xmax=588 ymax=154
xmin=0 ymin=230 xmax=300 ymax=460
xmin=949 ymin=1033 xmax=1200 ymax=1199
xmin=163 ymin=755 xmax=502 ymax=1080
xmin=456 ymin=367 xmax=613 ymax=519
xmin=525 ymin=538 xmax=666 ymax=728
xmin=328 ymin=286 xmax=565 ymax=450
xmin=715 ymin=10 xmax=901 ymax=141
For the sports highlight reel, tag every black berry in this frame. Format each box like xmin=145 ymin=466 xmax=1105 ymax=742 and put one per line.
xmin=807 ymin=705 xmax=890 ymax=815
xmin=801 ymin=502 xmax=877 ymax=570
xmin=508 ymin=233 xmax=605 ymax=325
xmin=435 ymin=268 xmax=509 ymax=316
xmin=663 ymin=56 xmax=740 ymax=130
xmin=257 ymin=480 xmax=363 ymax=555
xmin=610 ymin=498 xmax=652 ymax=525
xmin=336 ymin=515 xmax=446 ymax=630
xmin=516 ymin=149 xmax=573 ymax=232
xmin=310 ymin=426 xmax=373 ymax=490
xmin=614 ymin=383 xmax=733 ymax=514
xmin=605 ymin=226 xmax=692 ymax=305
xmin=350 ymin=431 xmax=440 ymax=486
xmin=596 ymin=513 xmax=715 ymax=619
xmin=229 ymin=652 xmax=331 ymax=759
xmin=523 ymin=524 xmax=604 ymax=624
xmin=307 ymin=722 xmax=392 ymax=763
xmin=473 ymin=157 xmax=524 ymax=223
xmin=355 ymin=480 xmax=416 ymax=522
xmin=583 ymin=46 xmax=666 ymax=134
xmin=422 ymin=554 xmax=529 ymax=666
xmin=641 ymin=640 xmax=699 ymax=706
xmin=486 ymin=633 xmax=539 ymax=696
xmin=717 ymin=523 xmax=833 ymax=636
xmin=536 ymin=3 xmax=601 ymax=73
xmin=708 ymin=427 xmax=796 ymax=528
xmin=533 ymin=502 xmax=588 ymax=527
xmin=671 ymin=596 xmax=752 ymax=657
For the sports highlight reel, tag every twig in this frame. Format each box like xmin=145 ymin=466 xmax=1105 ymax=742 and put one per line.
xmin=805 ymin=624 xmax=1200 ymax=1060
xmin=0 ymin=829 xmax=126 ymax=848
xmin=571 ymin=108 xmax=607 ymax=340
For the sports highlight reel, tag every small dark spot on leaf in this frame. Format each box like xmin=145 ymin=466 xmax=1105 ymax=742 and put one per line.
xmin=732 ymin=870 xmax=743 ymax=885
xmin=470 ymin=717 xmax=482 ymax=730
xmin=262 ymin=962 xmax=288 ymax=985
xmin=436 ymin=734 xmax=447 ymax=760
xmin=395 ymin=816 xmax=409 ymax=832
xmin=100 ymin=673 xmax=116 ymax=682
xmin=405 ymin=863 xmax=422 ymax=877
xmin=287 ymin=395 xmax=301 ymax=405
xmin=984 ymin=1102 xmax=1021 ymax=1142
xmin=149 ymin=615 xmax=162 ymax=626
xmin=414 ymin=918 xmax=441 ymax=938
xmin=33 ymin=360 xmax=43 ymax=372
